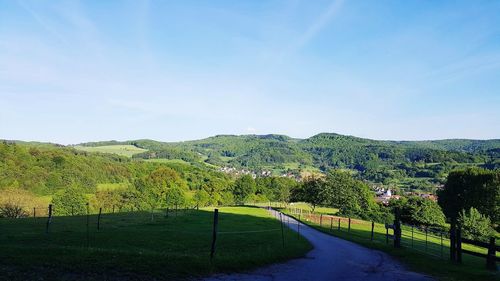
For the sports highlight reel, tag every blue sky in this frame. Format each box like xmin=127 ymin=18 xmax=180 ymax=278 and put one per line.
xmin=1 ymin=0 xmax=499 ymax=144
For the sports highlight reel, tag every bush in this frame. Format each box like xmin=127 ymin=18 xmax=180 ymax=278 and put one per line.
xmin=52 ymin=186 xmax=87 ymax=215
xmin=0 ymin=188 xmax=41 ymax=218
xmin=193 ymin=189 xmax=210 ymax=207
xmin=458 ymin=207 xmax=494 ymax=242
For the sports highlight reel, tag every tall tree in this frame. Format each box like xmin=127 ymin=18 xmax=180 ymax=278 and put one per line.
xmin=135 ymin=167 xmax=187 ymax=218
xmin=458 ymin=207 xmax=494 ymax=242
xmin=271 ymin=177 xmax=297 ymax=205
xmin=400 ymin=196 xmax=446 ymax=227
xmin=298 ymin=175 xmax=326 ymax=212
xmin=438 ymin=168 xmax=500 ymax=224
xmin=52 ymin=185 xmax=87 ymax=215
xmin=232 ymin=175 xmax=256 ymax=204
xmin=324 ymin=170 xmax=376 ymax=218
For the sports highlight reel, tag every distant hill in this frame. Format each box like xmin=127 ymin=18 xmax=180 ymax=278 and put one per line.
xmin=74 ymin=133 xmax=500 ymax=193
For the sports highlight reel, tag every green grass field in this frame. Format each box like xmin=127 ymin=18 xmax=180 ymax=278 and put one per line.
xmin=0 ymin=206 xmax=311 ymax=280
xmin=96 ymin=182 xmax=131 ymax=191
xmin=288 ymin=202 xmax=339 ymax=215
xmin=145 ymin=158 xmax=190 ymax=164
xmin=74 ymin=145 xmax=147 ymax=157
xmin=281 ymin=207 xmax=499 ymax=281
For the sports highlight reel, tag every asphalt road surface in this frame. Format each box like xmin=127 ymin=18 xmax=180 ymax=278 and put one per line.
xmin=204 ymin=209 xmax=434 ymax=281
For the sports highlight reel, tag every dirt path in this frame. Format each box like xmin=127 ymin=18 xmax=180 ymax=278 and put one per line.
xmin=204 ymin=209 xmax=434 ymax=281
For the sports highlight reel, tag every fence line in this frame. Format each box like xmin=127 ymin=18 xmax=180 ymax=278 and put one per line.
xmin=281 ymin=205 xmax=499 ymax=271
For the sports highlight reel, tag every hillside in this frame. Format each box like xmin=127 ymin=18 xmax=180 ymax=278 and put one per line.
xmin=75 ymin=133 xmax=500 ymax=193
xmin=0 ymin=141 xmax=230 ymax=196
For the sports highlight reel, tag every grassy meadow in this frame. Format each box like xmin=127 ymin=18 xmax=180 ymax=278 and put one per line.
xmin=73 ymin=145 xmax=147 ymax=157
xmin=0 ymin=206 xmax=311 ymax=280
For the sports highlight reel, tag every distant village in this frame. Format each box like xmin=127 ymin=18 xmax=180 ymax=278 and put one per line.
xmin=218 ymin=166 xmax=300 ymax=180
xmin=218 ymin=166 xmax=439 ymax=202
xmin=372 ymin=186 xmax=438 ymax=205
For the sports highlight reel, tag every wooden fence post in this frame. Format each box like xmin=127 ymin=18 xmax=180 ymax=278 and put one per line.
xmin=45 ymin=204 xmax=52 ymax=234
xmin=425 ymin=227 xmax=428 ymax=251
xmin=450 ymin=222 xmax=456 ymax=261
xmin=411 ymin=225 xmax=414 ymax=248
xmin=338 ymin=218 xmax=340 ymax=231
xmin=97 ymin=207 xmax=102 ymax=231
xmin=385 ymin=224 xmax=389 ymax=244
xmin=320 ymin=214 xmax=323 ymax=227
xmin=394 ymin=208 xmax=401 ymax=248
xmin=86 ymin=202 xmax=90 ymax=248
xmin=440 ymin=232 xmax=444 ymax=258
xmin=33 ymin=207 xmax=36 ymax=218
xmin=486 ymin=237 xmax=496 ymax=270
xmin=371 ymin=221 xmax=374 ymax=241
xmin=279 ymin=213 xmax=285 ymax=248
xmin=330 ymin=217 xmax=333 ymax=231
xmin=297 ymin=217 xmax=300 ymax=239
xmin=348 ymin=217 xmax=351 ymax=232
xmin=456 ymin=227 xmax=462 ymax=263
xmin=210 ymin=209 xmax=219 ymax=259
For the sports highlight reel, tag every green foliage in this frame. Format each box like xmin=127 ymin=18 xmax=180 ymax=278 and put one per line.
xmin=51 ymin=186 xmax=87 ymax=215
xmin=323 ymin=170 xmax=378 ymax=219
xmin=438 ymin=167 xmax=500 ymax=224
xmin=0 ymin=142 xmax=132 ymax=193
xmin=232 ymin=175 xmax=256 ymax=204
xmin=0 ymin=188 xmax=42 ymax=218
xmin=165 ymin=187 xmax=186 ymax=208
xmin=400 ymin=196 xmax=446 ymax=227
xmin=193 ymin=189 xmax=210 ymax=207
xmin=135 ymin=167 xmax=187 ymax=209
xmin=271 ymin=177 xmax=296 ymax=204
xmin=458 ymin=208 xmax=495 ymax=242
xmin=80 ymin=134 xmax=500 ymax=194
xmin=93 ymin=190 xmax=122 ymax=212
xmin=294 ymin=176 xmax=326 ymax=211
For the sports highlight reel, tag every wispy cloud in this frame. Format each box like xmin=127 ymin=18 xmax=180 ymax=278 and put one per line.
xmin=17 ymin=0 xmax=68 ymax=44
xmin=424 ymin=53 xmax=500 ymax=83
xmin=278 ymin=0 xmax=344 ymax=60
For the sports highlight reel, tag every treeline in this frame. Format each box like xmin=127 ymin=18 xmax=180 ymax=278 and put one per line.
xmin=87 ymin=134 xmax=499 ymax=192
xmin=294 ymin=168 xmax=499 ymax=241
xmin=0 ymin=142 xmax=224 ymax=195
xmin=0 ymin=141 xmax=131 ymax=194
xmin=1 ymin=140 xmax=498 ymax=242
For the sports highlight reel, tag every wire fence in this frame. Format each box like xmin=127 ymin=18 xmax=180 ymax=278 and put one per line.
xmin=0 ymin=204 xmax=302 ymax=265
xmin=280 ymin=205 xmax=499 ymax=270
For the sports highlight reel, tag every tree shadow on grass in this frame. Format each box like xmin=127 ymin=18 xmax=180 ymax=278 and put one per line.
xmin=0 ymin=207 xmax=311 ymax=281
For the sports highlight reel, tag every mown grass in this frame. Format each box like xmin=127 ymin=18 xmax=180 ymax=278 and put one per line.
xmin=145 ymin=158 xmax=190 ymax=164
xmin=0 ymin=207 xmax=311 ymax=280
xmin=96 ymin=182 xmax=131 ymax=191
xmin=74 ymin=145 xmax=147 ymax=157
xmin=280 ymin=208 xmax=499 ymax=281
xmin=251 ymin=202 xmax=339 ymax=215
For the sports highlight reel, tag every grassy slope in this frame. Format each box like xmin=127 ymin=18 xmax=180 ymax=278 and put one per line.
xmin=280 ymin=207 xmax=499 ymax=281
xmin=0 ymin=206 xmax=311 ymax=281
xmin=73 ymin=145 xmax=147 ymax=157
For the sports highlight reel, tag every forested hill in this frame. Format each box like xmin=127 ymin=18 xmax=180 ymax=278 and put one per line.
xmin=75 ymin=133 xmax=500 ymax=192
xmin=78 ymin=133 xmax=500 ymax=166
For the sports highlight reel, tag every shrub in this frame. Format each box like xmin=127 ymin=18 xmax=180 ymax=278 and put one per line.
xmin=52 ymin=186 xmax=87 ymax=215
xmin=0 ymin=188 xmax=41 ymax=218
xmin=458 ymin=207 xmax=494 ymax=242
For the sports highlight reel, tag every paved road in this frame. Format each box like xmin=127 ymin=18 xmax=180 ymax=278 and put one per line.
xmin=204 ymin=209 xmax=434 ymax=281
